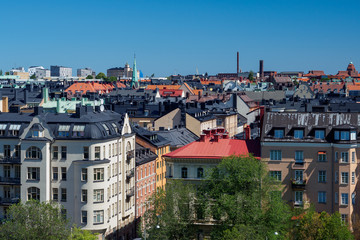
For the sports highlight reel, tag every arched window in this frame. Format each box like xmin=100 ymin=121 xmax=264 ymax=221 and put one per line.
xmin=197 ymin=167 xmax=204 ymax=178
xmin=26 ymin=146 xmax=42 ymax=159
xmin=27 ymin=187 xmax=40 ymax=200
xmin=181 ymin=167 xmax=188 ymax=178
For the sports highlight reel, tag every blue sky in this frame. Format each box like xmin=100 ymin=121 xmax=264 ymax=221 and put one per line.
xmin=1 ymin=0 xmax=359 ymax=77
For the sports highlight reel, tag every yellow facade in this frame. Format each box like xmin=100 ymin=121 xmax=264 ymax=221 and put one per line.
xmin=156 ymin=145 xmax=170 ymax=189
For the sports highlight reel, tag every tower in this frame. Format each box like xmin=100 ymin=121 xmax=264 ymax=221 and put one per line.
xmin=130 ymin=55 xmax=139 ymax=89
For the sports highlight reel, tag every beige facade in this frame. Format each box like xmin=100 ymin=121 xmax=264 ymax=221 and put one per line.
xmin=153 ymin=108 xmax=181 ymax=131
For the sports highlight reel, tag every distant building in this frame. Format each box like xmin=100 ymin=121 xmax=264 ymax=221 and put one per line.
xmin=12 ymin=72 xmax=29 ymax=79
xmin=50 ymin=66 xmax=72 ymax=77
xmin=9 ymin=67 xmax=25 ymax=74
xmin=35 ymin=68 xmax=51 ymax=79
xmin=28 ymin=66 xmax=44 ymax=77
xmin=107 ymin=63 xmax=139 ymax=79
xmin=77 ymin=68 xmax=94 ymax=78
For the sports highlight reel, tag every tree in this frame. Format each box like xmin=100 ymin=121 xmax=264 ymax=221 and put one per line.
xmin=86 ymin=75 xmax=93 ymax=79
xmin=290 ymin=207 xmax=353 ymax=240
xmin=70 ymin=226 xmax=98 ymax=240
xmin=0 ymin=200 xmax=70 ymax=240
xmin=248 ymin=71 xmax=254 ymax=81
xmin=30 ymin=74 xmax=36 ymax=79
xmin=95 ymin=72 xmax=107 ymax=80
xmin=108 ymin=76 xmax=117 ymax=82
xmin=0 ymin=69 xmax=2 ymax=75
xmin=201 ymin=155 xmax=291 ymax=240
xmin=141 ymin=181 xmax=197 ymax=240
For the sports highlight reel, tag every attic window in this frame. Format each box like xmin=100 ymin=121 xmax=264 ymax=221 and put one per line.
xmin=0 ymin=124 xmax=7 ymax=136
xmin=9 ymin=124 xmax=21 ymax=136
xmin=58 ymin=125 xmax=70 ymax=137
xmin=111 ymin=123 xmax=118 ymax=134
xmin=73 ymin=125 xmax=85 ymax=137
xmin=274 ymin=129 xmax=284 ymax=139
xmin=102 ymin=124 xmax=110 ymax=135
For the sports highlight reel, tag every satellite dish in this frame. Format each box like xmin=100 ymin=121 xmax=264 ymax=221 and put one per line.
xmin=100 ymin=105 xmax=105 ymax=112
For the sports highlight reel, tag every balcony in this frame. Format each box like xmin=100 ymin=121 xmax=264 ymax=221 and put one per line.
xmin=126 ymin=151 xmax=134 ymax=162
xmin=291 ymin=179 xmax=307 ymax=189
xmin=126 ymin=169 xmax=134 ymax=179
xmin=0 ymin=177 xmax=20 ymax=185
xmin=0 ymin=197 xmax=20 ymax=205
xmin=292 ymin=160 xmax=306 ymax=169
xmin=126 ymin=188 xmax=134 ymax=198
xmin=0 ymin=157 xmax=21 ymax=164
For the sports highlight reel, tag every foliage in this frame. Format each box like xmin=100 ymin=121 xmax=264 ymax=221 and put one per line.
xmin=141 ymin=181 xmax=197 ymax=240
xmin=5 ymin=71 xmax=9 ymax=75
xmin=290 ymin=207 xmax=353 ymax=240
xmin=0 ymin=69 xmax=2 ymax=75
xmin=86 ymin=75 xmax=93 ymax=79
xmin=248 ymin=71 xmax=254 ymax=81
xmin=69 ymin=226 xmax=98 ymax=240
xmin=30 ymin=74 xmax=36 ymax=79
xmin=108 ymin=76 xmax=117 ymax=82
xmin=0 ymin=200 xmax=70 ymax=240
xmin=95 ymin=72 xmax=107 ymax=80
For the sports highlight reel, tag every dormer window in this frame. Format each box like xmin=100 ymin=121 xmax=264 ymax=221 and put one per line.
xmin=334 ymin=130 xmax=356 ymax=141
xmin=294 ymin=129 xmax=304 ymax=139
xmin=9 ymin=124 xmax=21 ymax=136
xmin=315 ymin=130 xmax=325 ymax=139
xmin=32 ymin=130 xmax=44 ymax=138
xmin=0 ymin=124 xmax=7 ymax=136
xmin=102 ymin=124 xmax=110 ymax=135
xmin=73 ymin=125 xmax=85 ymax=137
xmin=111 ymin=123 xmax=118 ymax=134
xmin=274 ymin=129 xmax=284 ymax=139
xmin=58 ymin=125 xmax=70 ymax=137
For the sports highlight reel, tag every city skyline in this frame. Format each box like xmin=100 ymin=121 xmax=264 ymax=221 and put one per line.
xmin=1 ymin=0 xmax=359 ymax=76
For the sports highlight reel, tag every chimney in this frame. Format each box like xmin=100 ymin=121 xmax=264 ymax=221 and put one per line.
xmin=245 ymin=125 xmax=251 ymax=140
xmin=213 ymin=134 xmax=220 ymax=142
xmin=260 ymin=60 xmax=264 ymax=80
xmin=2 ymin=97 xmax=8 ymax=112
xmin=199 ymin=134 xmax=206 ymax=142
xmin=222 ymin=133 xmax=229 ymax=139
xmin=203 ymin=129 xmax=211 ymax=138
xmin=237 ymin=52 xmax=239 ymax=75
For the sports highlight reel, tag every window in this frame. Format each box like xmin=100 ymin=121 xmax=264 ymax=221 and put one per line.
xmin=93 ymin=189 xmax=104 ymax=203
xmin=318 ymin=171 xmax=326 ymax=183
xmin=14 ymin=145 xmax=20 ymax=158
xmin=270 ymin=171 xmax=282 ymax=181
xmin=294 ymin=129 xmax=304 ymax=139
xmin=352 ymin=152 xmax=356 ymax=163
xmin=341 ymin=193 xmax=348 ymax=205
xmin=197 ymin=168 xmax=204 ymax=178
xmin=81 ymin=168 xmax=87 ymax=181
xmin=93 ymin=210 xmax=104 ymax=224
xmin=94 ymin=168 xmax=104 ymax=181
xmin=26 ymin=146 xmax=42 ymax=159
xmin=352 ymin=172 xmax=355 ymax=185
xmin=335 ymin=152 xmax=338 ymax=162
xmin=295 ymin=170 xmax=303 ymax=182
xmin=274 ymin=129 xmax=284 ymax=138
xmin=295 ymin=151 xmax=304 ymax=163
xmin=73 ymin=125 xmax=85 ymax=137
xmin=9 ymin=124 xmax=20 ymax=136
xmin=340 ymin=131 xmax=350 ymax=140
xmin=27 ymin=187 xmax=40 ymax=200
xmin=52 ymin=167 xmax=58 ymax=180
xmin=270 ymin=150 xmax=282 ymax=160
xmin=81 ymin=211 xmax=87 ymax=224
xmin=15 ymin=165 xmax=20 ymax=178
xmin=95 ymin=147 xmax=101 ymax=160
xmin=83 ymin=147 xmax=89 ymax=159
xmin=61 ymin=188 xmax=67 ymax=202
xmin=61 ymin=167 xmax=67 ymax=180
xmin=315 ymin=130 xmax=325 ymax=139
xmin=181 ymin=167 xmax=188 ymax=178
xmin=335 ymin=192 xmax=338 ymax=204
xmin=341 ymin=214 xmax=348 ymax=224
xmin=81 ymin=189 xmax=87 ymax=202
xmin=341 ymin=172 xmax=349 ymax=184
xmin=335 ymin=171 xmax=339 ymax=184
xmin=352 ymin=192 xmax=356 ymax=205
xmin=341 ymin=152 xmax=349 ymax=163
xmin=4 ymin=165 xmax=10 ymax=178
xmin=0 ymin=124 xmax=7 ymax=135
xmin=351 ymin=131 xmax=357 ymax=140
xmin=295 ymin=191 xmax=303 ymax=205
xmin=61 ymin=146 xmax=67 ymax=159
xmin=318 ymin=152 xmax=326 ymax=162
xmin=318 ymin=191 xmax=326 ymax=203
xmin=52 ymin=146 xmax=58 ymax=159
xmin=102 ymin=124 xmax=110 ymax=135
xmin=112 ymin=123 xmax=118 ymax=133
xmin=53 ymin=188 xmax=58 ymax=201
xmin=58 ymin=125 xmax=70 ymax=137
xmin=27 ymin=167 xmax=40 ymax=180
xmin=4 ymin=145 xmax=10 ymax=158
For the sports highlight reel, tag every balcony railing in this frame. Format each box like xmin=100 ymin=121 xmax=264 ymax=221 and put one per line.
xmin=126 ymin=169 xmax=134 ymax=178
xmin=0 ymin=197 xmax=20 ymax=205
xmin=126 ymin=188 xmax=134 ymax=198
xmin=291 ymin=179 xmax=307 ymax=189
xmin=0 ymin=177 xmax=21 ymax=185
xmin=0 ymin=157 xmax=21 ymax=164
xmin=126 ymin=151 xmax=134 ymax=162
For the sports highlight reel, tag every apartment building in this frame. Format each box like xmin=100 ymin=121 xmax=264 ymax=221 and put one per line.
xmin=50 ymin=66 xmax=72 ymax=77
xmin=77 ymin=68 xmax=94 ymax=78
xmin=0 ymin=106 xmax=136 ymax=239
xmin=261 ymin=111 xmax=360 ymax=227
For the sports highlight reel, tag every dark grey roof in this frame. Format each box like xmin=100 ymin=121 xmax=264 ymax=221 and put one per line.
xmin=154 ymin=128 xmax=198 ymax=148
xmin=133 ymin=126 xmax=170 ymax=147
xmin=135 ymin=143 xmax=157 ymax=166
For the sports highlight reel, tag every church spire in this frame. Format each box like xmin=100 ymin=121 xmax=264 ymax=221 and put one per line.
xmin=131 ymin=54 xmax=139 ymax=89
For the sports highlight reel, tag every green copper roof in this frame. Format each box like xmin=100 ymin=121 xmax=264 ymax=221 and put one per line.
xmin=130 ymin=56 xmax=139 ymax=89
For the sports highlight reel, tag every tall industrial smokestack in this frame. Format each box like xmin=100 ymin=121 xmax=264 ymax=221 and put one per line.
xmin=260 ymin=60 xmax=264 ymax=80
xmin=237 ymin=52 xmax=239 ymax=75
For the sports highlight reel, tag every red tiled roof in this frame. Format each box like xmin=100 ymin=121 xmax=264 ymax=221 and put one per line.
xmin=159 ymin=89 xmax=183 ymax=97
xmin=145 ymin=85 xmax=181 ymax=90
xmin=164 ymin=138 xmax=260 ymax=159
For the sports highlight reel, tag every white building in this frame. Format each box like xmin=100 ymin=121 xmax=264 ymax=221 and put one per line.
xmin=35 ymin=68 xmax=51 ymax=78
xmin=50 ymin=66 xmax=72 ymax=78
xmin=77 ymin=68 xmax=94 ymax=78
xmin=28 ymin=66 xmax=44 ymax=77
xmin=0 ymin=106 xmax=136 ymax=239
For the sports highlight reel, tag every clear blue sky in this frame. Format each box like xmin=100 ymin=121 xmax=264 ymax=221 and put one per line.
xmin=1 ymin=0 xmax=359 ymax=77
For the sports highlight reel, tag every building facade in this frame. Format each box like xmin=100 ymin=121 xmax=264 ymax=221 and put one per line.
xmin=35 ymin=68 xmax=51 ymax=79
xmin=261 ymin=111 xmax=360 ymax=227
xmin=77 ymin=68 xmax=94 ymax=78
xmin=50 ymin=66 xmax=72 ymax=77
xmin=0 ymin=106 xmax=136 ymax=239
